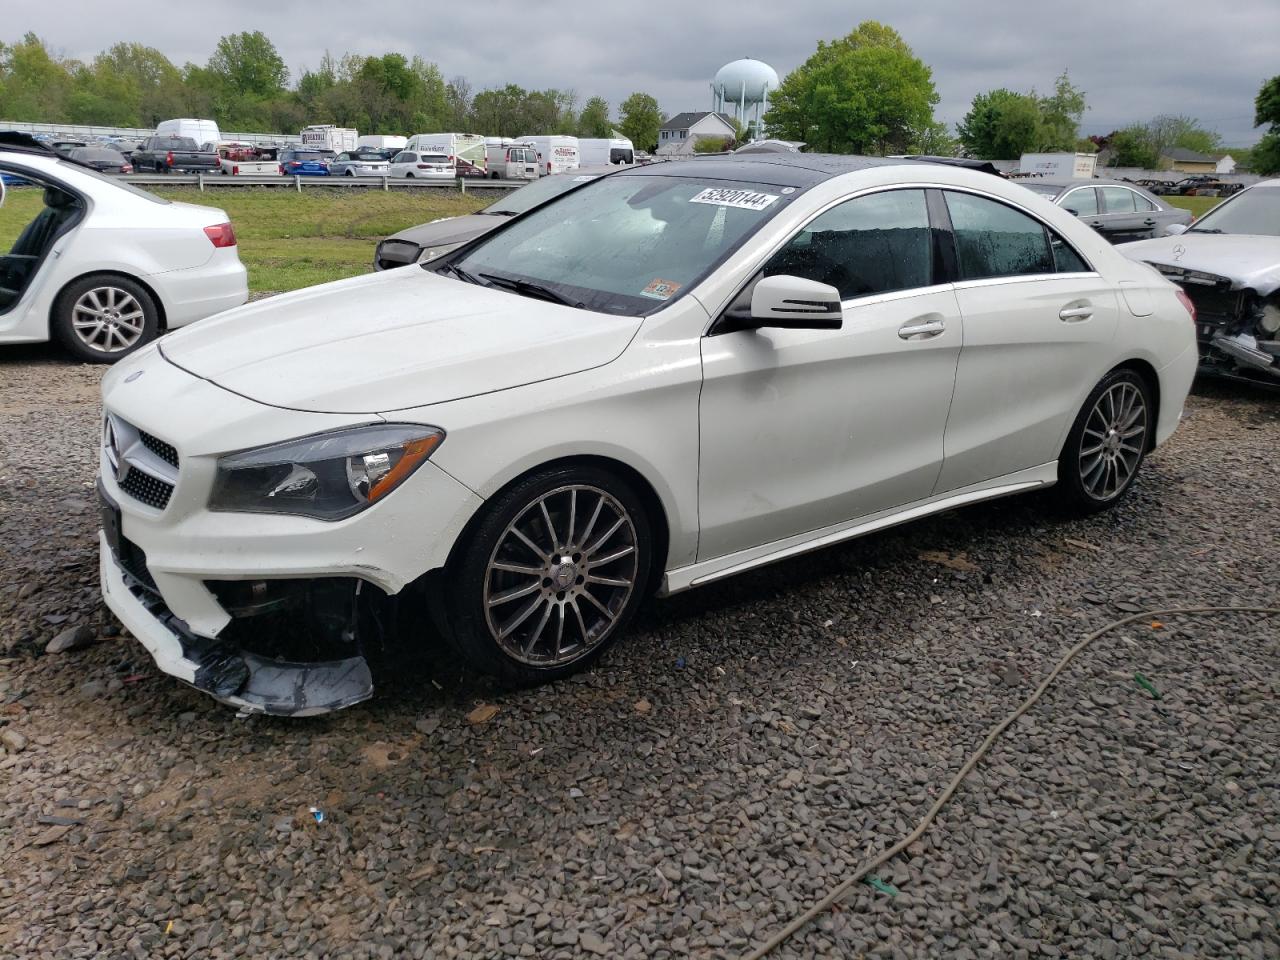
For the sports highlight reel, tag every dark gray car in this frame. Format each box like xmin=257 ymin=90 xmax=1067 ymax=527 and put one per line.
xmin=1015 ymin=178 xmax=1192 ymax=244
xmin=373 ymin=168 xmax=617 ymax=270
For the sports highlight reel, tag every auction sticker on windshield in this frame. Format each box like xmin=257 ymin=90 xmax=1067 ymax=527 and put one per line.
xmin=689 ymin=188 xmax=779 ymax=212
xmin=641 ymin=278 xmax=681 ymax=300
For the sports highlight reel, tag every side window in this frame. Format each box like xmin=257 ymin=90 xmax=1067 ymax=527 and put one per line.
xmin=1061 ymin=187 xmax=1098 ymax=217
xmin=945 ymin=191 xmax=1054 ymax=279
xmin=762 ymin=189 xmax=933 ymax=300
xmin=1049 ymin=231 xmax=1090 ymax=273
xmin=1134 ymin=192 xmax=1157 ymax=212
xmin=1100 ymin=186 xmax=1136 ymax=214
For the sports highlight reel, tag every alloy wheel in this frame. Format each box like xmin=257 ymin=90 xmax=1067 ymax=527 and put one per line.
xmin=71 ymin=286 xmax=146 ymax=354
xmin=1079 ymin=381 xmax=1147 ymax=501
xmin=483 ymin=484 xmax=639 ymax=667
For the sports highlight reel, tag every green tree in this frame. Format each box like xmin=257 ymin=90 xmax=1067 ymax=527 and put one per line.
xmin=1038 ymin=70 xmax=1086 ymax=151
xmin=0 ymin=33 xmax=73 ymax=122
xmin=1107 ymin=124 xmax=1159 ymax=168
xmin=208 ymin=31 xmax=287 ymax=99
xmin=693 ymin=136 xmax=733 ymax=153
xmin=577 ymin=96 xmax=612 ymax=138
xmin=1145 ymin=114 xmax=1219 ymax=161
xmin=618 ymin=92 xmax=661 ymax=151
xmin=763 ymin=21 xmax=938 ymax=154
xmin=1252 ymin=75 xmax=1280 ymax=175
xmin=94 ymin=43 xmax=184 ymax=125
xmin=958 ymin=89 xmax=1043 ymax=159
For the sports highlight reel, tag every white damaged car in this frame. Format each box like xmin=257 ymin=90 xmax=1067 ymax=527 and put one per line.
xmin=98 ymin=155 xmax=1197 ymax=715
xmin=1121 ymin=178 xmax=1280 ymax=386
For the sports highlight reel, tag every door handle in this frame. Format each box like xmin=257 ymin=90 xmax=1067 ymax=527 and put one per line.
xmin=898 ymin=317 xmax=946 ymax=340
xmin=1059 ymin=305 xmax=1093 ymax=322
xmin=1143 ymin=219 xmax=1156 ymax=226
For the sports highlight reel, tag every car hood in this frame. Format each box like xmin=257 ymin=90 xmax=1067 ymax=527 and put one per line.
xmin=390 ymin=213 xmax=503 ymax=249
xmin=1119 ymin=234 xmax=1280 ymax=294
xmin=159 ymin=268 xmax=642 ymax=414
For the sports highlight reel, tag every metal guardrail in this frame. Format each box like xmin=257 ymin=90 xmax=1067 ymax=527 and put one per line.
xmin=120 ymin=174 xmax=525 ymax=193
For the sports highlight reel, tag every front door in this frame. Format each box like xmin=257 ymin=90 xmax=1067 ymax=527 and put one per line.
xmin=698 ymin=188 xmax=962 ymax=562
xmin=1097 ymin=186 xmax=1154 ymax=243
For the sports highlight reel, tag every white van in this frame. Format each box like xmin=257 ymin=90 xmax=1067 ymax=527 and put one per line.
xmin=155 ymin=119 xmax=221 ymax=148
xmin=357 ymin=135 xmax=407 ymax=153
xmin=577 ymin=138 xmax=634 ymax=166
xmin=520 ymin=136 xmax=580 ymax=175
xmin=405 ymin=133 xmax=488 ymax=176
xmin=301 ymin=125 xmax=359 ymax=153
xmin=484 ymin=140 xmax=539 ymax=180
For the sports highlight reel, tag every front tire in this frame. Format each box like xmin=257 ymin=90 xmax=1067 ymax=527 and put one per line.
xmin=444 ymin=465 xmax=653 ymax=684
xmin=1055 ymin=368 xmax=1152 ymax=514
xmin=52 ymin=275 xmax=159 ymax=363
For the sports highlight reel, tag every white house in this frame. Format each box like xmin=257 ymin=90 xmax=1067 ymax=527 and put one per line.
xmin=656 ymin=112 xmax=737 ymax=156
xmin=1215 ymin=154 xmax=1236 ymax=174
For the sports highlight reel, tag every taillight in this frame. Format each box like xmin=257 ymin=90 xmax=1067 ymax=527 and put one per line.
xmin=232 ymin=165 xmax=239 ymax=175
xmin=204 ymin=223 xmax=237 ymax=248
xmin=122 ymin=164 xmax=132 ymax=174
xmin=166 ymin=151 xmax=174 ymax=166
xmin=1175 ymin=289 xmax=1197 ymax=324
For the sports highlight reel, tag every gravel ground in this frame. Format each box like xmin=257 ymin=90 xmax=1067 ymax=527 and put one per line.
xmin=1 ymin=343 xmax=1277 ymax=960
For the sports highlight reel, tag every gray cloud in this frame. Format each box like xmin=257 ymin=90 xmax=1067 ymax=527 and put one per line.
xmin=29 ymin=0 xmax=1278 ymax=144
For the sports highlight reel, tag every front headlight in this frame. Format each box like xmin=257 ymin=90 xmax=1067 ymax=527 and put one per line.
xmin=209 ymin=424 xmax=444 ymax=520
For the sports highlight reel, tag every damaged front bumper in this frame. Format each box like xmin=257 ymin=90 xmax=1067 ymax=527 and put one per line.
xmin=1161 ymin=269 xmax=1280 ymax=385
xmin=100 ymin=528 xmax=376 ymax=717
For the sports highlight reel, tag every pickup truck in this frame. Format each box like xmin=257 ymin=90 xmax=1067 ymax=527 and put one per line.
xmin=217 ymin=144 xmax=280 ymax=176
xmin=131 ymin=136 xmax=219 ymax=174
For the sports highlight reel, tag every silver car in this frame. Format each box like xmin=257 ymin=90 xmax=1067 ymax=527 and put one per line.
xmin=329 ymin=151 xmax=391 ymax=178
xmin=1121 ymin=178 xmax=1280 ymax=386
xmin=1017 ymin=178 xmax=1192 ymax=243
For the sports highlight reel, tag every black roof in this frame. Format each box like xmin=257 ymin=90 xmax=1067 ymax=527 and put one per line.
xmin=618 ymin=153 xmax=995 ymax=189
xmin=658 ymin=112 xmax=735 ymax=132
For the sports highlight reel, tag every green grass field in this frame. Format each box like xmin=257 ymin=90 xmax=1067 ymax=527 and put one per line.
xmin=1 ymin=185 xmax=489 ymax=293
xmin=0 ymin=181 xmax=1224 ymax=296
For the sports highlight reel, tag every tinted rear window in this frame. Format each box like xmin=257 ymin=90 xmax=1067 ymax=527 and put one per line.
xmin=153 ymin=137 xmax=198 ymax=150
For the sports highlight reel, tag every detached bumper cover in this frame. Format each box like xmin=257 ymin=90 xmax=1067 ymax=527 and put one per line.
xmin=100 ymin=532 xmax=374 ymax=716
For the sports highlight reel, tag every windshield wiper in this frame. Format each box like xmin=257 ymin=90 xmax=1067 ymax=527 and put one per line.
xmin=479 ymin=273 xmax=582 ymax=308
xmin=440 ymin=262 xmax=484 ymax=284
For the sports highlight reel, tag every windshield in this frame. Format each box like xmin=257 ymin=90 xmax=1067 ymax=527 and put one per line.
xmin=1190 ymin=187 xmax=1280 ymax=237
xmin=452 ymin=174 xmax=796 ymax=316
xmin=485 ymin=173 xmax=603 ymax=216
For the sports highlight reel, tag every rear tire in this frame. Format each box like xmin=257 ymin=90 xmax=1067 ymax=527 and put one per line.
xmin=1055 ymin=368 xmax=1152 ymax=514
xmin=52 ymin=274 xmax=159 ymax=364
xmin=443 ymin=465 xmax=653 ymax=684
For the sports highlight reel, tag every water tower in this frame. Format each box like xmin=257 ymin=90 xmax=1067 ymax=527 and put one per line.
xmin=711 ymin=59 xmax=780 ymax=141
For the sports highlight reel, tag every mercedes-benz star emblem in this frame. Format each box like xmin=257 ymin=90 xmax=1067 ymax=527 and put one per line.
xmin=1172 ymin=243 xmax=1186 ymax=262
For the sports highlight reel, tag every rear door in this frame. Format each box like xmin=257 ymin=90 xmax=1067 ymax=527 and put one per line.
xmin=936 ymin=189 xmax=1122 ymax=492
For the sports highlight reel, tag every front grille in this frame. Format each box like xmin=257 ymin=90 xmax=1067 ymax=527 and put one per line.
xmin=105 ymin=415 xmax=179 ymax=511
xmin=139 ymin=430 xmax=179 ymax=469
xmin=119 ymin=469 xmax=174 ymax=510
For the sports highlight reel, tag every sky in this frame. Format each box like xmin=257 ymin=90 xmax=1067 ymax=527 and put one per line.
xmin=23 ymin=0 xmax=1279 ymax=146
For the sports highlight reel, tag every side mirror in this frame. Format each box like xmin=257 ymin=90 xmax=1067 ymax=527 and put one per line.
xmin=747 ymin=274 xmax=843 ymax=330
xmin=1165 ymin=223 xmax=1188 ymax=236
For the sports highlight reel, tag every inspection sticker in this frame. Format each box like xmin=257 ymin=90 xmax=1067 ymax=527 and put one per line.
xmin=641 ymin=278 xmax=681 ymax=300
xmin=689 ymin=187 xmax=779 ymax=211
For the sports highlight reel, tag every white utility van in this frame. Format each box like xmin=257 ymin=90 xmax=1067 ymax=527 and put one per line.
xmin=357 ymin=135 xmax=407 ymax=152
xmin=406 ymin=133 xmax=488 ymax=175
xmin=155 ymin=119 xmax=221 ymax=148
xmin=577 ymin=138 xmax=634 ymax=166
xmin=520 ymin=136 xmax=580 ymax=175
xmin=484 ymin=140 xmax=539 ymax=180
xmin=301 ymin=125 xmax=359 ymax=153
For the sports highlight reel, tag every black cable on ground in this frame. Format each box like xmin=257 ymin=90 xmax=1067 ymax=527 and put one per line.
xmin=743 ymin=605 xmax=1280 ymax=960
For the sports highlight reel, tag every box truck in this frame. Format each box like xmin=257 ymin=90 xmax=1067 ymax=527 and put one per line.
xmin=520 ymin=136 xmax=580 ymax=175
xmin=406 ymin=133 xmax=488 ymax=175
xmin=301 ymin=125 xmax=359 ymax=153
xmin=1018 ymin=152 xmax=1097 ymax=179
xmin=577 ymin=137 xmax=634 ymax=166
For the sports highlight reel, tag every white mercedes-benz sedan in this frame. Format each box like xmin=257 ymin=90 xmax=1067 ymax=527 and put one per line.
xmin=98 ymin=155 xmax=1197 ymax=715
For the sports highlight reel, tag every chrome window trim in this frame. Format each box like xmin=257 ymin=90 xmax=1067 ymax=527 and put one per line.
xmin=950 ymin=271 xmax=1101 ymax=292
